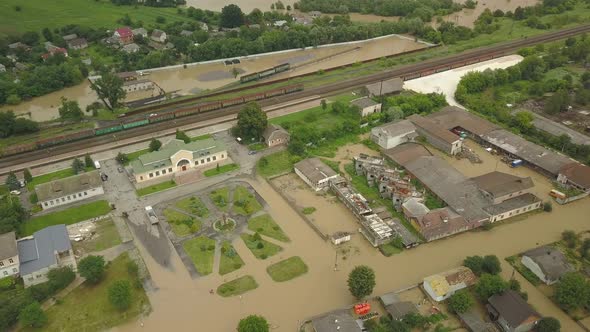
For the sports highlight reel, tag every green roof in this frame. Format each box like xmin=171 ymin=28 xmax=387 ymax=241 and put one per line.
xmin=130 ymin=138 xmax=226 ymax=174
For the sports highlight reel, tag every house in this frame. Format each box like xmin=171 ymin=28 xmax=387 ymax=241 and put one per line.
xmin=262 ymin=124 xmax=290 ymax=147
xmin=41 ymin=47 xmax=68 ymax=61
xmin=130 ymin=138 xmax=228 ymax=183
xmin=423 ymin=266 xmax=477 ymax=302
xmin=123 ymin=79 xmax=153 ymax=93
xmin=114 ymin=27 xmax=134 ymax=44
xmin=521 ymin=246 xmax=573 ymax=285
xmin=122 ymin=43 xmax=140 ymax=54
xmin=273 ymin=20 xmax=288 ymax=27
xmin=151 ymin=29 xmax=167 ymax=43
xmin=472 ymin=172 xmax=534 ymax=205
xmin=0 ymin=232 xmax=19 ymax=278
xmin=35 ymin=170 xmax=104 ymax=210
xmin=458 ymin=308 xmax=498 ymax=332
xmin=62 ymin=34 xmax=78 ymax=41
xmin=351 ymin=97 xmax=382 ymax=117
xmin=8 ymin=42 xmax=31 ymax=51
xmin=407 ymin=114 xmax=463 ymax=155
xmin=330 ymin=232 xmax=351 ymax=245
xmin=17 ymin=225 xmax=77 ymax=287
xmin=311 ymin=309 xmax=363 ymax=332
xmin=365 ymin=77 xmax=404 ymax=97
xmin=379 ymin=292 xmax=418 ymax=320
xmin=180 ymin=30 xmax=193 ymax=37
xmin=67 ymin=37 xmax=88 ymax=50
xmin=44 ymin=41 xmax=59 ymax=52
xmin=371 ymin=119 xmax=417 ymax=149
xmin=487 ymin=290 xmax=541 ymax=332
xmin=132 ymin=27 xmax=148 ymax=38
xmin=294 ymin=158 xmax=339 ymax=191
xmin=0 ymin=64 xmax=6 ymax=73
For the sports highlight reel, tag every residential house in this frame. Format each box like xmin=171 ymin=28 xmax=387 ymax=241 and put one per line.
xmin=67 ymin=37 xmax=88 ymax=50
xmin=407 ymin=114 xmax=463 ymax=155
xmin=423 ymin=266 xmax=477 ymax=302
xmin=521 ymin=246 xmax=573 ymax=285
xmin=371 ymin=119 xmax=417 ymax=149
xmin=114 ymin=27 xmax=134 ymax=44
xmin=273 ymin=20 xmax=288 ymax=27
xmin=262 ymin=124 xmax=290 ymax=147
xmin=294 ymin=158 xmax=339 ymax=191
xmin=41 ymin=47 xmax=68 ymax=61
xmin=122 ymin=43 xmax=140 ymax=54
xmin=351 ymin=97 xmax=382 ymax=117
xmin=35 ymin=170 xmax=104 ymax=210
xmin=379 ymin=292 xmax=418 ymax=320
xmin=311 ymin=309 xmax=363 ymax=332
xmin=151 ymin=29 xmax=167 ymax=43
xmin=487 ymin=290 xmax=541 ymax=332
xmin=180 ymin=30 xmax=193 ymax=37
xmin=0 ymin=64 xmax=6 ymax=73
xmin=365 ymin=77 xmax=404 ymax=97
xmin=130 ymin=138 xmax=228 ymax=183
xmin=132 ymin=28 xmax=148 ymax=38
xmin=17 ymin=225 xmax=77 ymax=287
xmin=0 ymin=232 xmax=19 ymax=278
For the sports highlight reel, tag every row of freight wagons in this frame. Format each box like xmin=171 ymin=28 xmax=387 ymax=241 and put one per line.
xmin=1 ymin=83 xmax=304 ymax=157
xmin=240 ymin=63 xmax=290 ymax=83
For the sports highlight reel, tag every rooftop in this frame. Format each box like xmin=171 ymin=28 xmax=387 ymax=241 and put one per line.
xmin=311 ymin=309 xmax=363 ymax=332
xmin=407 ymin=114 xmax=461 ymax=144
xmin=427 ymin=106 xmax=499 ymax=136
xmin=424 ymin=266 xmax=477 ymax=297
xmin=152 ymin=29 xmax=165 ymax=38
xmin=379 ymin=292 xmax=418 ymax=320
xmin=365 ymin=77 xmax=404 ymax=96
xmin=372 ymin=119 xmax=416 ymax=138
xmin=402 ymin=198 xmax=430 ymax=219
xmin=17 ymin=225 xmax=72 ymax=276
xmin=523 ymin=246 xmax=573 ymax=281
xmin=488 ymin=290 xmax=540 ymax=327
xmin=418 ymin=207 xmax=468 ymax=241
xmin=35 ymin=170 xmax=102 ymax=202
xmin=384 ymin=143 xmax=432 ymax=166
xmin=262 ymin=124 xmax=289 ymax=141
xmin=351 ymin=97 xmax=380 ymax=109
xmin=483 ymin=193 xmax=541 ymax=216
xmin=559 ymin=162 xmax=590 ymax=190
xmin=294 ymin=158 xmax=337 ymax=185
xmin=0 ymin=231 xmax=17 ymax=260
xmin=471 ymin=171 xmax=534 ymax=198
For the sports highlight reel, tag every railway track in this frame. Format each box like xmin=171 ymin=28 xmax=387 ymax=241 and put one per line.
xmin=2 ymin=24 xmax=589 ymax=173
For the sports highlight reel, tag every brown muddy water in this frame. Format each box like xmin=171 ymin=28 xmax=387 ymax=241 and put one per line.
xmin=1 ymin=35 xmax=425 ymax=122
xmin=439 ymin=0 xmax=541 ymax=28
xmin=117 ymin=141 xmax=588 ymax=332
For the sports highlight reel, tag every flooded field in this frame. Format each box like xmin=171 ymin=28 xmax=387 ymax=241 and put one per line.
xmin=439 ymin=0 xmax=541 ymax=28
xmin=2 ymin=35 xmax=426 ymax=122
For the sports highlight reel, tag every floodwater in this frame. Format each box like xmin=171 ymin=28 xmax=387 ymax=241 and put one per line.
xmin=117 ymin=148 xmax=589 ymax=332
xmin=1 ymin=35 xmax=426 ymax=122
xmin=184 ymin=0 xmax=294 ymax=13
xmin=439 ymin=0 xmax=541 ymax=28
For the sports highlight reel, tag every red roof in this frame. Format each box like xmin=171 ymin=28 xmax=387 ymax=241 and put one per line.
xmin=41 ymin=47 xmax=68 ymax=60
xmin=116 ymin=27 xmax=133 ymax=37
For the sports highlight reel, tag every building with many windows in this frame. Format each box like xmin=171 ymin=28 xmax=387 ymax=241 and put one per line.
xmin=130 ymin=138 xmax=227 ymax=183
xmin=35 ymin=171 xmax=104 ymax=210
xmin=0 ymin=232 xmax=19 ymax=278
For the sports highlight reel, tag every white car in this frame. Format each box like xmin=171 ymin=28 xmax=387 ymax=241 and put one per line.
xmin=10 ymin=190 xmax=21 ymax=195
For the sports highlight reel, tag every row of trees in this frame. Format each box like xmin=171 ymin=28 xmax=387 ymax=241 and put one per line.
xmin=0 ymin=111 xmax=38 ymax=138
xmin=297 ymin=0 xmax=463 ymax=19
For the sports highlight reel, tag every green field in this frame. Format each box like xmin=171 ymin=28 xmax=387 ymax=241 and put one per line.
xmin=22 ymin=200 xmax=111 ymax=236
xmin=216 ymin=275 xmax=258 ymax=297
xmin=247 ymin=214 xmax=290 ymax=243
xmin=38 ymin=253 xmax=149 ymax=332
xmin=136 ymin=180 xmax=176 ymax=197
xmin=256 ymin=150 xmax=302 ymax=178
xmin=232 ymin=186 xmax=263 ymax=216
xmin=266 ymin=256 xmax=308 ymax=282
xmin=0 ymin=0 xmax=191 ymax=37
xmin=240 ymin=233 xmax=282 ymax=260
xmin=26 ymin=166 xmax=94 ymax=191
xmin=218 ymin=241 xmax=245 ymax=275
xmin=209 ymin=187 xmax=230 ymax=212
xmin=163 ymin=208 xmax=200 ymax=237
xmin=182 ymin=236 xmax=216 ymax=275
xmin=203 ymin=163 xmax=239 ymax=177
xmin=174 ymin=196 xmax=209 ymax=217
xmin=72 ymin=218 xmax=122 ymax=253
xmin=270 ymin=94 xmax=356 ymax=131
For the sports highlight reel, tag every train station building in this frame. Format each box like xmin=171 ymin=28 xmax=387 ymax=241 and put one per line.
xmin=130 ymin=138 xmax=227 ymax=183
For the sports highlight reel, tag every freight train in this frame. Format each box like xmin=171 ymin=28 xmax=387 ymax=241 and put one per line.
xmin=240 ymin=63 xmax=290 ymax=83
xmin=1 ymin=83 xmax=304 ymax=157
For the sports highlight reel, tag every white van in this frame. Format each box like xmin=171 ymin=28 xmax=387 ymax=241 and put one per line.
xmin=94 ymin=160 xmax=101 ymax=169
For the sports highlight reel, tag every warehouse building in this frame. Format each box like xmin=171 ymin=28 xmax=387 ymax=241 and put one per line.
xmin=294 ymin=158 xmax=339 ymax=191
xmin=407 ymin=114 xmax=462 ymax=155
xmin=371 ymin=119 xmax=417 ymax=149
xmin=36 ymin=171 xmax=104 ymax=210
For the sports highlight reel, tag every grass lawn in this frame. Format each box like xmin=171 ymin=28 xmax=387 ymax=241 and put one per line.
xmin=0 ymin=0 xmax=192 ymax=37
xmin=22 ymin=200 xmax=111 ymax=236
xmin=26 ymin=166 xmax=94 ymax=191
xmin=182 ymin=236 xmax=216 ymax=275
xmin=506 ymin=255 xmax=542 ymax=286
xmin=191 ymin=134 xmax=212 ymax=141
xmin=37 ymin=252 xmax=149 ymax=332
xmin=266 ymin=256 xmax=308 ymax=282
xmin=136 ymin=180 xmax=176 ymax=197
xmin=216 ymin=275 xmax=258 ymax=297
xmin=209 ymin=187 xmax=230 ymax=212
xmin=248 ymin=142 xmax=266 ymax=151
xmin=240 ymin=233 xmax=282 ymax=260
xmin=232 ymin=186 xmax=263 ymax=216
xmin=72 ymin=218 xmax=122 ymax=253
xmin=247 ymin=214 xmax=290 ymax=242
xmin=256 ymin=150 xmax=302 ymax=178
xmin=123 ymin=148 xmax=150 ymax=166
xmin=174 ymin=196 xmax=209 ymax=217
xmin=218 ymin=241 xmax=245 ymax=275
xmin=302 ymin=207 xmax=316 ymax=215
xmin=203 ymin=163 xmax=239 ymax=177
xmin=379 ymin=240 xmax=403 ymax=257
xmin=163 ymin=208 xmax=200 ymax=237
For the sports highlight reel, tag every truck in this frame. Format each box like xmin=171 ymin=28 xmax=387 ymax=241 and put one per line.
xmin=145 ymin=206 xmax=159 ymax=225
xmin=510 ymin=159 xmax=523 ymax=168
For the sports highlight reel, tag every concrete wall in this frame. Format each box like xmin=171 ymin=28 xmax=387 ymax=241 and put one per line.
xmin=294 ymin=167 xmax=319 ymax=191
xmin=123 ymin=80 xmax=153 ymax=93
xmin=40 ymin=186 xmax=104 ymax=210
xmin=360 ymin=104 xmax=382 ymax=117
xmin=415 ymin=127 xmax=462 ymax=155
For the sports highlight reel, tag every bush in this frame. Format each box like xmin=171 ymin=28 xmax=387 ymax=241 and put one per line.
xmin=19 ymin=302 xmax=47 ymax=328
xmin=78 ymin=255 xmax=106 ymax=284
xmin=108 ymin=280 xmax=132 ymax=311
xmin=448 ymin=290 xmax=473 ymax=313
xmin=544 ymin=201 xmax=553 ymax=212
xmin=237 ymin=315 xmax=269 ymax=332
xmin=561 ymin=230 xmax=577 ymax=248
xmin=256 ymin=242 xmax=264 ymax=249
xmin=47 ymin=266 xmax=76 ymax=291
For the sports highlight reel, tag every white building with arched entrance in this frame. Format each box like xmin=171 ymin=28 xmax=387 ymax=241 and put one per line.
xmin=130 ymin=138 xmax=227 ymax=183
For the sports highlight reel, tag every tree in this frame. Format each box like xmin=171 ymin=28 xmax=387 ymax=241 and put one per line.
xmin=47 ymin=266 xmax=76 ymax=291
xmin=58 ymin=97 xmax=83 ymax=121
xmin=220 ymin=4 xmax=245 ymax=28
xmin=448 ymin=290 xmax=473 ymax=313
xmin=109 ymin=280 xmax=132 ymax=310
xmin=463 ymin=255 xmax=485 ymax=276
xmin=175 ymin=129 xmax=191 ymax=143
xmin=237 ymin=315 xmax=269 ymax=332
xmin=544 ymin=201 xmax=553 ymax=212
xmin=475 ymin=274 xmax=508 ymax=300
xmin=89 ymin=72 xmax=126 ymax=110
xmin=72 ymin=158 xmax=85 ymax=174
xmin=537 ymin=317 xmax=561 ymax=332
xmin=85 ymin=154 xmax=95 ymax=169
xmin=19 ymin=302 xmax=47 ymax=328
xmin=320 ymin=99 xmax=327 ymax=111
xmin=24 ymin=168 xmax=33 ymax=183
xmin=236 ymin=102 xmax=268 ymax=140
xmin=482 ymin=255 xmax=502 ymax=275
xmin=347 ymin=265 xmax=376 ymax=300
xmin=5 ymin=172 xmax=20 ymax=191
xmin=562 ymin=230 xmax=577 ymax=248
xmin=116 ymin=152 xmax=129 ymax=165
xmin=78 ymin=255 xmax=106 ymax=284
xmin=554 ymin=272 xmax=590 ymax=311
xmin=149 ymin=139 xmax=162 ymax=152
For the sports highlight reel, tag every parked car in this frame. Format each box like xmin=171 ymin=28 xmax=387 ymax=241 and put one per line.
xmin=10 ymin=190 xmax=21 ymax=195
xmin=248 ymin=150 xmax=257 ymax=155
xmin=100 ymin=172 xmax=108 ymax=181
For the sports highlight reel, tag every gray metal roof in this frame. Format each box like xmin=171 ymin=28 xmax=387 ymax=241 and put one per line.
xmin=427 ymin=106 xmax=499 ymax=136
xmin=0 ymin=231 xmax=17 ymax=260
xmin=351 ymin=97 xmax=380 ymax=109
xmin=365 ymin=77 xmax=404 ymax=97
xmin=488 ymin=290 xmax=540 ymax=327
xmin=311 ymin=309 xmax=363 ymax=332
xmin=294 ymin=158 xmax=337 ymax=184
xmin=483 ymin=193 xmax=541 ymax=216
xmin=471 ymin=171 xmax=534 ymax=198
xmin=17 ymin=225 xmax=72 ymax=276
xmin=408 ymin=114 xmax=461 ymax=144
xmin=35 ymin=170 xmax=102 ymax=202
xmin=523 ymin=246 xmax=573 ymax=281
xmin=371 ymin=119 xmax=416 ymax=138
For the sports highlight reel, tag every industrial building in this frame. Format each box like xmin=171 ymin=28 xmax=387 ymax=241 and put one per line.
xmin=294 ymin=158 xmax=339 ymax=191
